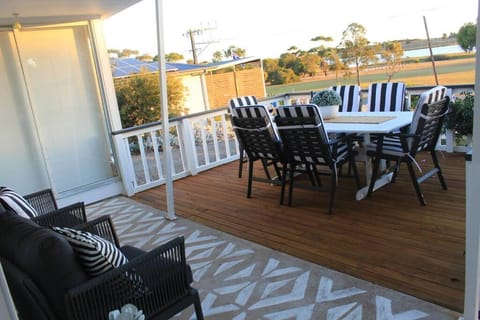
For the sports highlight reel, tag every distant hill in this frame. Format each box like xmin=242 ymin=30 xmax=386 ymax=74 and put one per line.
xmin=398 ymin=38 xmax=458 ymax=51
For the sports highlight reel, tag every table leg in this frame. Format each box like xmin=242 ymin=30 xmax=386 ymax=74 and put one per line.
xmin=354 ymin=133 xmax=391 ymax=200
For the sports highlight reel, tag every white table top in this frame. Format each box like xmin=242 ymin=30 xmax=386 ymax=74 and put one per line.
xmin=323 ymin=111 xmax=414 ymax=134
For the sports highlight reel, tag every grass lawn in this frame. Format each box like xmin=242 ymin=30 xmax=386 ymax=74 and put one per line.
xmin=266 ymin=57 xmax=475 ymax=96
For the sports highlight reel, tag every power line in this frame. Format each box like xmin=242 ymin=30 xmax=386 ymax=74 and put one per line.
xmin=183 ymin=24 xmax=217 ymax=63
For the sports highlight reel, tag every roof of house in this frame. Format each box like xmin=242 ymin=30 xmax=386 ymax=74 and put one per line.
xmin=111 ymin=56 xmax=261 ymax=78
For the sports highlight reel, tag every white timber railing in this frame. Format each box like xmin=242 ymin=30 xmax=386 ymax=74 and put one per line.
xmin=112 ymin=108 xmax=239 ymax=195
xmin=113 ymin=85 xmax=473 ymax=195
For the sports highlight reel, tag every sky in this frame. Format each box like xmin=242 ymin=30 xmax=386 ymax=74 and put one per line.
xmin=103 ymin=0 xmax=478 ymax=61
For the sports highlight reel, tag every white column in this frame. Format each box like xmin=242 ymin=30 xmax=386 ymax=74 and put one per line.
xmin=155 ymin=0 xmax=176 ymax=220
xmin=463 ymin=2 xmax=480 ymax=318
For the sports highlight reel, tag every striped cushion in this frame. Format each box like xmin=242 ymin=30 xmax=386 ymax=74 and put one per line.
xmin=52 ymin=226 xmax=128 ymax=277
xmin=0 ymin=187 xmax=38 ymax=218
xmin=330 ymin=85 xmax=361 ymax=112
xmin=367 ymin=82 xmax=406 ymax=112
xmin=229 ymin=96 xmax=258 ymax=108
xmin=366 ymin=136 xmax=404 ymax=157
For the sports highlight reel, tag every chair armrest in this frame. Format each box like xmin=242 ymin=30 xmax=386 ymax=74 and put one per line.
xmin=65 ymin=237 xmax=191 ymax=320
xmin=32 ymin=202 xmax=86 ymax=228
xmin=74 ymin=215 xmax=120 ymax=248
xmin=24 ymin=188 xmax=57 ymax=214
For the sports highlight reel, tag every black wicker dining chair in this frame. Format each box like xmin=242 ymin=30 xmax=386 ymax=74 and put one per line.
xmin=229 ymin=95 xmax=259 ymax=178
xmin=230 ymin=104 xmax=284 ymax=197
xmin=275 ymin=104 xmax=361 ymax=214
xmin=366 ymin=96 xmax=450 ymax=205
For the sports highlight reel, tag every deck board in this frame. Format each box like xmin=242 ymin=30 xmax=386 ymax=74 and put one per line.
xmin=133 ymin=151 xmax=466 ymax=311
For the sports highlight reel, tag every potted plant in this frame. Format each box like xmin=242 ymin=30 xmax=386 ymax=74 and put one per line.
xmin=444 ymin=91 xmax=474 ymax=147
xmin=310 ymin=89 xmax=342 ymax=119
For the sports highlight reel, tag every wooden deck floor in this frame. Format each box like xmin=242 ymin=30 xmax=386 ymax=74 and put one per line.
xmin=133 ymin=151 xmax=466 ymax=312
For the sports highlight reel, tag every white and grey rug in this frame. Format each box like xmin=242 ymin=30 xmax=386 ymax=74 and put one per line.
xmin=86 ymin=197 xmax=461 ymax=320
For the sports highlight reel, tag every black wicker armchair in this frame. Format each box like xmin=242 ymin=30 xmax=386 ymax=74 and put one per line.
xmin=24 ymin=188 xmax=87 ymax=227
xmin=0 ymin=210 xmax=204 ymax=320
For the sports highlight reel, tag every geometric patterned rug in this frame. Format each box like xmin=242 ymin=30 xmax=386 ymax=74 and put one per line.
xmin=86 ymin=196 xmax=462 ymax=320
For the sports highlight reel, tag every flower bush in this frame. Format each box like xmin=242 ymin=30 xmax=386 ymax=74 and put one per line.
xmin=311 ymin=89 xmax=342 ymax=107
xmin=444 ymin=91 xmax=474 ymax=136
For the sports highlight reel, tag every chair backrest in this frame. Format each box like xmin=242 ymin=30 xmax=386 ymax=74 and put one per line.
xmin=330 ymin=85 xmax=361 ymax=112
xmin=228 ymin=96 xmax=258 ymax=110
xmin=408 ymin=96 xmax=450 ymax=153
xmin=416 ymin=85 xmax=449 ymax=108
xmin=23 ymin=188 xmax=58 ymax=215
xmin=231 ymin=105 xmax=282 ymax=160
xmin=367 ymin=82 xmax=406 ymax=112
xmin=275 ymin=104 xmax=334 ymax=165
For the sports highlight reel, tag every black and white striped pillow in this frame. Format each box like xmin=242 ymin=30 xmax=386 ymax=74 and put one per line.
xmin=0 ymin=187 xmax=38 ymax=219
xmin=51 ymin=226 xmax=128 ymax=277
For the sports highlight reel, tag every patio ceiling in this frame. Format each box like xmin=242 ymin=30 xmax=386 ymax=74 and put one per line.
xmin=0 ymin=0 xmax=142 ymax=27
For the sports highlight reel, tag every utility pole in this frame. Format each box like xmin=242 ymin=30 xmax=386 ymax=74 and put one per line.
xmin=187 ymin=29 xmax=199 ymax=64
xmin=423 ymin=16 xmax=439 ymax=85
xmin=184 ymin=24 xmax=217 ymax=64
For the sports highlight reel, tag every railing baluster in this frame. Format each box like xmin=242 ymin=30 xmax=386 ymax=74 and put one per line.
xmin=151 ymin=130 xmax=164 ymax=180
xmin=211 ymin=116 xmax=220 ymax=162
xmin=137 ymin=134 xmax=151 ymax=184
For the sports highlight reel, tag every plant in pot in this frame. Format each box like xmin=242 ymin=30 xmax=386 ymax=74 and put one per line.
xmin=444 ymin=91 xmax=474 ymax=146
xmin=310 ymin=89 xmax=342 ymax=119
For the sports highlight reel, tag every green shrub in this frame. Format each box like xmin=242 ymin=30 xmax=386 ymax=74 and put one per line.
xmin=444 ymin=91 xmax=474 ymax=136
xmin=311 ymin=89 xmax=342 ymax=106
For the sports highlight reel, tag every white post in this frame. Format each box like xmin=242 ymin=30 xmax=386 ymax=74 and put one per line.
xmin=463 ymin=2 xmax=480 ymax=318
xmin=155 ymin=0 xmax=176 ymax=220
xmin=181 ymin=118 xmax=200 ymax=176
xmin=0 ymin=263 xmax=18 ymax=320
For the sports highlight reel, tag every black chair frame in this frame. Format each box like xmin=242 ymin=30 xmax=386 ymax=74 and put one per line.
xmin=275 ymin=105 xmax=361 ymax=214
xmin=67 ymin=215 xmax=204 ymax=320
xmin=366 ymin=97 xmax=450 ymax=205
xmin=231 ymin=107 xmax=284 ymax=197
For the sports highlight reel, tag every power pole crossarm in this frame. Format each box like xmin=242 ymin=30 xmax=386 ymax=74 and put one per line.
xmin=184 ymin=24 xmax=217 ymax=64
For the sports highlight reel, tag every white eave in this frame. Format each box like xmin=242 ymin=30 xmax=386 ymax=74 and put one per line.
xmin=0 ymin=0 xmax=143 ymax=26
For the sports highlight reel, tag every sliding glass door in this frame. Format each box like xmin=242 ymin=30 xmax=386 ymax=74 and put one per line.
xmin=0 ymin=24 xmax=117 ymax=197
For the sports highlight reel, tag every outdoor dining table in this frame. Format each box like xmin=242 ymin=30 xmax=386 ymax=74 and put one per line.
xmin=323 ymin=111 xmax=414 ymax=200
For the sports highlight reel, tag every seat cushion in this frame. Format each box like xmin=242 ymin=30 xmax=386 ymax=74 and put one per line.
xmin=0 ymin=211 xmax=89 ymax=318
xmin=366 ymin=136 xmax=405 ymax=157
xmin=52 ymin=226 xmax=129 ymax=277
xmin=0 ymin=187 xmax=38 ymax=218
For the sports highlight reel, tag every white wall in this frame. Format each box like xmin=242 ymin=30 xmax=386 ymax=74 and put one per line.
xmin=181 ymin=74 xmax=209 ymax=114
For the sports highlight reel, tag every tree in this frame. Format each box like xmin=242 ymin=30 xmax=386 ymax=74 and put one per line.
xmin=300 ymin=53 xmax=321 ymax=77
xmin=115 ymin=70 xmax=187 ymax=128
xmin=278 ymin=52 xmax=304 ymax=75
xmin=379 ymin=41 xmax=404 ymax=81
xmin=119 ymin=48 xmax=139 ymax=58
xmin=137 ymin=54 xmax=154 ymax=61
xmin=212 ymin=51 xmax=224 ymax=62
xmin=338 ymin=23 xmax=377 ymax=85
xmin=224 ymin=46 xmax=246 ymax=59
xmin=324 ymin=48 xmax=345 ymax=81
xmin=457 ymin=22 xmax=476 ymax=52
xmin=310 ymin=35 xmax=334 ymax=76
xmin=262 ymin=58 xmax=280 ymax=84
xmin=165 ymin=52 xmax=184 ymax=62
